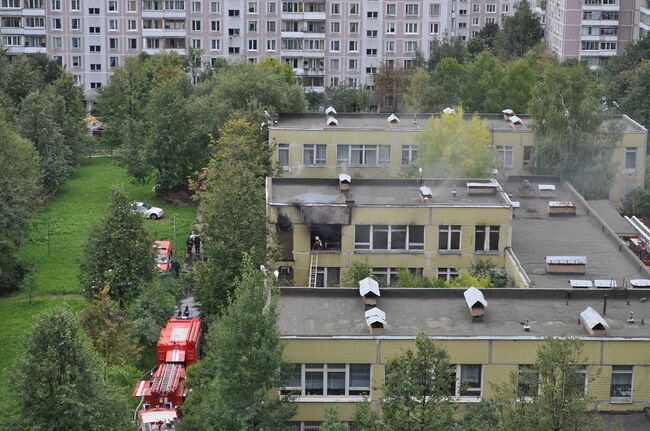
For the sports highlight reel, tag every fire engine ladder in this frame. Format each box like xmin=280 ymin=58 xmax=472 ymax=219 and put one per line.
xmin=158 ymin=364 xmax=179 ymax=394
xmin=308 ymin=253 xmax=318 ymax=288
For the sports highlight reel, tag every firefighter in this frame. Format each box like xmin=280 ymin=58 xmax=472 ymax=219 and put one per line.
xmin=313 ymin=236 xmax=323 ymax=250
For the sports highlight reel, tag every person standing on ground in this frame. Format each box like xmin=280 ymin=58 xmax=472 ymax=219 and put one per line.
xmin=193 ymin=235 xmax=202 ymax=255
xmin=186 ymin=234 xmax=193 ymax=254
xmin=171 ymin=259 xmax=180 ymax=278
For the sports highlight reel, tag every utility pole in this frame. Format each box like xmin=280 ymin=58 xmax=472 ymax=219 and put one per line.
xmin=173 ymin=215 xmax=177 ymax=252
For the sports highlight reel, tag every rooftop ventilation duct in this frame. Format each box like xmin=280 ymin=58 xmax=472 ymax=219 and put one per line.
xmin=359 ymin=277 xmax=380 ymax=306
xmin=419 ymin=186 xmax=433 ymax=202
xmin=502 ymin=108 xmax=515 ymax=117
xmin=510 ymin=115 xmax=523 ymax=127
xmin=538 ymin=184 xmax=555 ymax=198
xmin=570 ymin=280 xmax=593 ymax=289
xmin=365 ymin=307 xmax=386 ymax=334
xmin=580 ymin=306 xmax=609 ymax=335
xmin=548 ymin=201 xmax=576 ymax=216
xmin=466 ymin=181 xmax=498 ymax=195
xmin=518 ymin=179 xmax=535 ymax=198
xmin=338 ymin=173 xmax=351 ymax=191
xmin=594 ymin=279 xmax=617 ymax=289
xmin=546 ymin=256 xmax=587 ymax=274
xmin=387 ymin=113 xmax=400 ymax=124
xmin=325 ymin=106 xmax=337 ymax=116
xmin=630 ymin=279 xmax=650 ymax=288
xmin=327 ymin=116 xmax=338 ymax=126
xmin=442 ymin=107 xmax=455 ymax=115
xmin=464 ymin=287 xmax=487 ymax=322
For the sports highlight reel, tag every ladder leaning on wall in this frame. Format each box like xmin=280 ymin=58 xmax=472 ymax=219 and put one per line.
xmin=308 ymin=253 xmax=319 ymax=288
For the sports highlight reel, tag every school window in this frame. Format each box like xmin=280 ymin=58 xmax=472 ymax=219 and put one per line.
xmin=438 ymin=225 xmax=461 ymax=251
xmin=625 ymin=147 xmax=637 ymax=170
xmin=486 ymin=4 xmax=496 ymax=12
xmin=72 ymin=55 xmax=81 ymax=67
xmin=71 ymin=37 xmax=81 ymax=48
xmin=430 ymin=3 xmax=440 ymax=16
xmin=405 ymin=3 xmax=419 ymax=15
xmin=401 ymin=145 xmax=418 ymax=164
xmin=266 ymin=39 xmax=276 ymax=51
xmin=247 ymin=1 xmax=256 ymax=13
xmin=367 ymin=11 xmax=378 ymax=18
xmin=108 ymin=0 xmax=118 ymax=11
xmin=192 ymin=20 xmax=201 ymax=30
xmin=437 ymin=267 xmax=458 ymax=281
xmin=337 ymin=145 xmax=390 ymax=166
xmin=454 ymin=365 xmax=482 ymax=398
xmin=267 ymin=1 xmax=275 ymax=13
xmin=354 ymin=225 xmax=424 ymax=251
xmin=474 ymin=226 xmax=500 ymax=252
xmin=372 ymin=268 xmax=423 ymax=287
xmin=366 ymin=30 xmax=377 ymax=37
xmin=430 ymin=22 xmax=440 ymax=34
xmin=386 ymin=3 xmax=395 ymax=15
xmin=405 ymin=22 xmax=418 ymax=34
xmin=566 ymin=366 xmax=587 ymax=397
xmin=517 ymin=365 xmax=539 ymax=399
xmin=303 ymin=145 xmax=326 ymax=166
xmin=385 ymin=40 xmax=395 ymax=52
xmin=405 ymin=41 xmax=417 ymax=52
xmin=610 ymin=366 xmax=633 ymax=402
xmin=523 ymin=146 xmax=535 ymax=167
xmin=348 ymin=40 xmax=358 ymax=52
xmin=386 ymin=22 xmax=396 ymax=33
xmin=278 ymin=144 xmax=289 ymax=168
xmin=349 ymin=2 xmax=358 ymax=14
xmin=313 ymin=267 xmax=340 ymax=287
xmin=280 ymin=364 xmax=371 ymax=397
xmin=210 ymin=1 xmax=219 ymax=12
xmin=495 ymin=146 xmax=513 ymax=169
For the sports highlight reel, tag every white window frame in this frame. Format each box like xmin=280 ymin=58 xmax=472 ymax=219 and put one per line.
xmin=452 ymin=364 xmax=483 ymax=400
xmin=474 ymin=225 xmax=500 ymax=253
xmin=354 ymin=225 xmax=424 ymax=251
xmin=337 ymin=145 xmax=390 ymax=166
xmin=278 ymin=143 xmax=289 ymax=168
xmin=405 ymin=3 xmax=419 ymax=16
xmin=303 ymin=144 xmax=327 ymax=166
xmin=437 ymin=267 xmax=459 ymax=281
xmin=495 ymin=146 xmax=513 ymax=169
xmin=280 ymin=364 xmax=371 ymax=399
xmin=313 ymin=267 xmax=340 ymax=287
xmin=610 ymin=366 xmax=633 ymax=403
xmin=625 ymin=147 xmax=637 ymax=171
xmin=401 ymin=145 xmax=418 ymax=164
xmin=438 ymin=225 xmax=461 ymax=252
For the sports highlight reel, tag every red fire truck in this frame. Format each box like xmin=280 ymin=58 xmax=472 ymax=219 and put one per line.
xmin=133 ymin=315 xmax=201 ymax=431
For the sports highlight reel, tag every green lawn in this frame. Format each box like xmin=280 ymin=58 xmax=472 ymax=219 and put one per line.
xmin=18 ymin=157 xmax=198 ymax=295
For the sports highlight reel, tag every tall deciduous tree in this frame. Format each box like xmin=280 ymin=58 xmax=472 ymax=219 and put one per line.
xmin=427 ymin=36 xmax=469 ymax=71
xmin=373 ymin=65 xmax=408 ymax=112
xmin=48 ymin=73 xmax=90 ymax=164
xmin=619 ymin=60 xmax=650 ymax=128
xmin=492 ymin=338 xmax=603 ymax=431
xmin=529 ymin=62 xmax=622 ymax=199
xmin=416 ymin=107 xmax=494 ymax=178
xmin=381 ymin=333 xmax=457 ymax=431
xmin=402 ymin=68 xmax=433 ymax=112
xmin=430 ymin=58 xmax=466 ymax=111
xmin=78 ymin=187 xmax=153 ymax=306
xmin=495 ymin=0 xmax=544 ymax=59
xmin=461 ymin=51 xmax=504 ymax=112
xmin=490 ymin=58 xmax=536 ymax=114
xmin=320 ymin=408 xmax=348 ymax=431
xmin=180 ymin=256 xmax=296 ymax=430
xmin=0 ymin=111 xmax=40 ymax=293
xmin=193 ymin=119 xmax=269 ymax=318
xmin=9 ymin=307 xmax=129 ymax=430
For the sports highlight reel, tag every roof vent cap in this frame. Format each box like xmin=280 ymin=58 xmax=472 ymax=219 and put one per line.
xmin=327 ymin=116 xmax=338 ymax=126
xmin=338 ymin=173 xmax=351 ymax=191
xmin=365 ymin=307 xmax=386 ymax=334
xmin=359 ymin=277 xmax=380 ymax=306
xmin=442 ymin=107 xmax=455 ymax=115
xmin=502 ymin=108 xmax=515 ymax=116
xmin=464 ymin=287 xmax=487 ymax=321
xmin=325 ymin=106 xmax=337 ymax=116
xmin=420 ymin=186 xmax=433 ymax=202
xmin=580 ymin=306 xmax=609 ymax=335
xmin=387 ymin=113 xmax=400 ymax=124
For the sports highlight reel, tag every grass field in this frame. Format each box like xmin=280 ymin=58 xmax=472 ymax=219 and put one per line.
xmin=1 ymin=156 xmax=197 ymax=413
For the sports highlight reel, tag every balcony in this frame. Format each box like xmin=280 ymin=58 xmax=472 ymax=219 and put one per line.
xmin=142 ymin=28 xmax=186 ymax=37
xmin=142 ymin=9 xmax=186 ymax=19
xmin=580 ymin=49 xmax=617 ymax=56
xmin=23 ymin=8 xmax=45 ymax=15
xmin=281 ymin=49 xmax=324 ymax=58
xmin=581 ymin=34 xmax=618 ymax=41
xmin=143 ymin=47 xmax=187 ymax=55
xmin=0 ymin=27 xmax=23 ymax=34
xmin=582 ymin=19 xmax=618 ymax=26
xmin=281 ymin=11 xmax=325 ymax=20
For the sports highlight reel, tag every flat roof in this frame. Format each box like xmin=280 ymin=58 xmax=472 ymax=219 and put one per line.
xmin=505 ymin=178 xmax=648 ymax=288
xmin=268 ymin=177 xmax=511 ymax=207
xmin=271 ymin=113 xmax=647 ymax=134
xmin=277 ymin=288 xmax=650 ymax=339
xmin=587 ymin=199 xmax=637 ymax=236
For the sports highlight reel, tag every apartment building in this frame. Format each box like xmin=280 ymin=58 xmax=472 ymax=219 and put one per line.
xmin=0 ymin=0 xmax=516 ymax=102
xmin=534 ymin=0 xmax=644 ymax=68
xmin=269 ymin=112 xmax=647 ymax=206
xmin=278 ymin=287 xmax=650 ymax=427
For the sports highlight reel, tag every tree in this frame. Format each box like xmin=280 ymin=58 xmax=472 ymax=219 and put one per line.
xmin=320 ymin=408 xmax=348 ymax=431
xmin=128 ymin=276 xmax=177 ymax=349
xmin=490 ymin=59 xmax=536 ymax=114
xmin=0 ymin=55 xmax=43 ymax=103
xmin=619 ymin=60 xmax=650 ymax=128
xmin=492 ymin=338 xmax=603 ymax=431
xmin=0 ymin=112 xmax=40 ymax=293
xmin=495 ymin=0 xmax=544 ymax=59
xmin=342 ymin=260 xmax=373 ymax=287
xmin=416 ymin=107 xmax=494 ymax=178
xmin=402 ymin=68 xmax=433 ymax=112
xmin=461 ymin=51 xmax=503 ymax=112
xmin=427 ymin=36 xmax=469 ymax=71
xmin=373 ymin=65 xmax=408 ymax=112
xmin=193 ymin=119 xmax=268 ymax=318
xmin=529 ymin=62 xmax=622 ymax=199
xmin=325 ymin=85 xmax=370 ymax=112
xmin=474 ymin=23 xmax=500 ymax=54
xmin=78 ymin=186 xmax=154 ymax=306
xmin=430 ymin=58 xmax=466 ymax=111
xmin=381 ymin=333 xmax=457 ymax=431
xmin=9 ymin=307 xmax=129 ymax=430
xmin=180 ymin=256 xmax=296 ymax=430
xmin=18 ymin=91 xmax=72 ymax=194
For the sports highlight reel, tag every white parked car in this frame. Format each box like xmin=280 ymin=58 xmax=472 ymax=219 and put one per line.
xmin=134 ymin=202 xmax=164 ymax=220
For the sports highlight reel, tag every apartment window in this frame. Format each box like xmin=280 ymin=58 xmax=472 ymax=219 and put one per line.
xmin=401 ymin=145 xmax=418 ymax=164
xmin=523 ymin=146 xmax=535 ymax=167
xmin=303 ymin=145 xmax=326 ymax=166
xmin=70 ymin=18 xmax=80 ymax=29
xmin=430 ymin=22 xmax=440 ymax=34
xmin=128 ymin=19 xmax=137 ymax=30
xmin=71 ymin=37 xmax=81 ymax=48
xmin=89 ymin=45 xmax=101 ymax=52
xmin=267 ymin=1 xmax=275 ymax=13
xmin=266 ymin=39 xmax=275 ymax=51
xmin=90 ymin=63 xmax=102 ymax=71
xmin=366 ymin=66 xmax=377 ymax=74
xmin=211 ymin=20 xmax=220 ymax=31
xmin=348 ymin=40 xmax=358 ymax=52
xmin=474 ymin=226 xmax=500 ymax=252
xmin=405 ymin=41 xmax=417 ymax=52
xmin=495 ymin=146 xmax=513 ymax=169
xmin=348 ymin=59 xmax=358 ymax=70
xmin=458 ymin=22 xmax=467 ymax=29
xmin=266 ymin=21 xmax=276 ymax=31
xmin=210 ymin=1 xmax=219 ymax=12
xmin=52 ymin=18 xmax=62 ymax=30
xmin=228 ymin=47 xmax=239 ymax=53
xmin=192 ymin=20 xmax=201 ymax=31
xmin=247 ymin=1 xmax=256 ymax=13
xmin=366 ymin=29 xmax=377 ymax=37
xmin=625 ymin=148 xmax=637 ymax=170
xmin=337 ymin=145 xmax=390 ymax=166
xmin=228 ymin=9 xmax=239 ymax=16
xmin=366 ymin=48 xmax=377 ymax=56
xmin=128 ymin=0 xmax=136 ymax=11
xmin=108 ymin=0 xmax=118 ymax=11
xmin=314 ymin=267 xmax=340 ymax=287
xmin=330 ymin=77 xmax=339 ymax=87
xmin=2 ymin=17 xmax=20 ymax=27
xmin=459 ymin=8 xmax=467 ymax=15
xmin=430 ymin=3 xmax=440 ymax=16
xmin=2 ymin=36 xmax=21 ymax=46
xmin=349 ymin=22 xmax=359 ymax=34
xmin=405 ymin=22 xmax=418 ymax=34
xmin=405 ymin=3 xmax=419 ymax=16
xmin=90 ymin=82 xmax=102 ymax=89
xmin=51 ymin=0 xmax=60 ymax=9
xmin=192 ymin=38 xmax=201 ymax=48
xmin=438 ymin=225 xmax=461 ymax=251
xmin=109 ymin=38 xmax=118 ymax=49
xmin=281 ymin=364 xmax=371 ymax=397
xmin=278 ymin=144 xmax=289 ymax=168
xmin=330 ymin=59 xmax=339 ymax=71
xmin=349 ymin=2 xmax=358 ymax=14
xmin=385 ymin=40 xmax=395 ymax=52
xmin=330 ymin=21 xmax=340 ymax=32
xmin=128 ymin=38 xmax=137 ymax=49
xmin=330 ymin=40 xmax=340 ymax=52
xmin=72 ymin=55 xmax=81 ymax=67
xmin=90 ymin=26 xmax=102 ymax=34
xmin=472 ymin=17 xmax=479 ymax=26
xmin=70 ymin=0 xmax=78 ymax=9
xmin=210 ymin=38 xmax=220 ymax=50
xmin=437 ymin=267 xmax=458 ymax=281
xmin=331 ymin=2 xmax=340 ymax=14
xmin=502 ymin=3 xmax=510 ymax=13
xmin=354 ymin=225 xmax=424 ymax=251
xmin=88 ymin=7 xmax=100 ymax=13
xmin=517 ymin=365 xmax=539 ymax=399
xmin=386 ymin=22 xmax=396 ymax=34
xmin=248 ymin=39 xmax=257 ymax=50
xmin=601 ymin=42 xmax=617 ymax=50
xmin=485 ymin=17 xmax=495 ymax=24
xmin=473 ymin=4 xmax=480 ymax=12
xmin=386 ymin=3 xmax=396 ymax=15
xmin=109 ymin=56 xmax=119 ymax=68
xmin=190 ymin=0 xmax=200 ymax=11
xmin=52 ymin=36 xmax=62 ymax=48
xmin=367 ymin=11 xmax=378 ymax=18
xmin=610 ymin=366 xmax=633 ymax=402
xmin=486 ymin=4 xmax=496 ymax=12
xmin=108 ymin=19 xmax=118 ymax=30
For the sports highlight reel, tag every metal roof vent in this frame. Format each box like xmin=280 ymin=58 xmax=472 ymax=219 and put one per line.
xmin=442 ymin=107 xmax=455 ymax=115
xmin=594 ymin=279 xmax=617 ymax=289
xmin=325 ymin=106 xmax=337 ymax=116
xmin=570 ymin=280 xmax=593 ymax=289
xmin=464 ymin=287 xmax=487 ymax=322
xmin=510 ymin=115 xmax=523 ymax=127
xmin=419 ymin=186 xmax=433 ymax=202
xmin=365 ymin=307 xmax=386 ymax=334
xmin=502 ymin=108 xmax=515 ymax=117
xmin=359 ymin=277 xmax=380 ymax=306
xmin=387 ymin=113 xmax=400 ymax=124
xmin=580 ymin=306 xmax=609 ymax=335
xmin=546 ymin=256 xmax=587 ymax=274
xmin=630 ymin=279 xmax=650 ymax=288
xmin=548 ymin=201 xmax=576 ymax=216
xmin=466 ymin=181 xmax=498 ymax=195
xmin=327 ymin=116 xmax=338 ymax=126
xmin=338 ymin=173 xmax=351 ymax=191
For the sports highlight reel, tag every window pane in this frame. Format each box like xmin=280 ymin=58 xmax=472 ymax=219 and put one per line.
xmin=349 ymin=364 xmax=371 ymax=395
xmin=327 ymin=371 xmax=345 ymax=395
xmin=489 ymin=226 xmax=500 ymax=251
xmin=475 ymin=226 xmax=486 ymax=251
xmin=365 ymin=146 xmax=377 ymax=165
xmin=517 ymin=365 xmax=538 ymax=398
xmin=326 ymin=267 xmax=340 ymax=287
xmin=391 ymin=226 xmax=406 ymax=249
xmin=378 ymin=145 xmax=390 ymax=163
xmin=438 ymin=226 xmax=449 ymax=250
xmin=288 ymin=364 xmax=301 ymax=387
xmin=278 ymin=144 xmax=289 ymax=166
xmin=373 ymin=225 xmax=389 ymax=249
xmin=408 ymin=225 xmax=424 ymax=249
xmin=450 ymin=227 xmax=461 ymax=250
xmin=460 ymin=365 xmax=481 ymax=396
xmin=355 ymin=225 xmax=370 ymax=249
xmin=316 ymin=145 xmax=327 ymax=164
xmin=351 ymin=145 xmax=363 ymax=164
xmin=305 ymin=371 xmax=324 ymax=395
xmin=337 ymin=145 xmax=349 ymax=164
xmin=303 ymin=146 xmax=314 ymax=164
